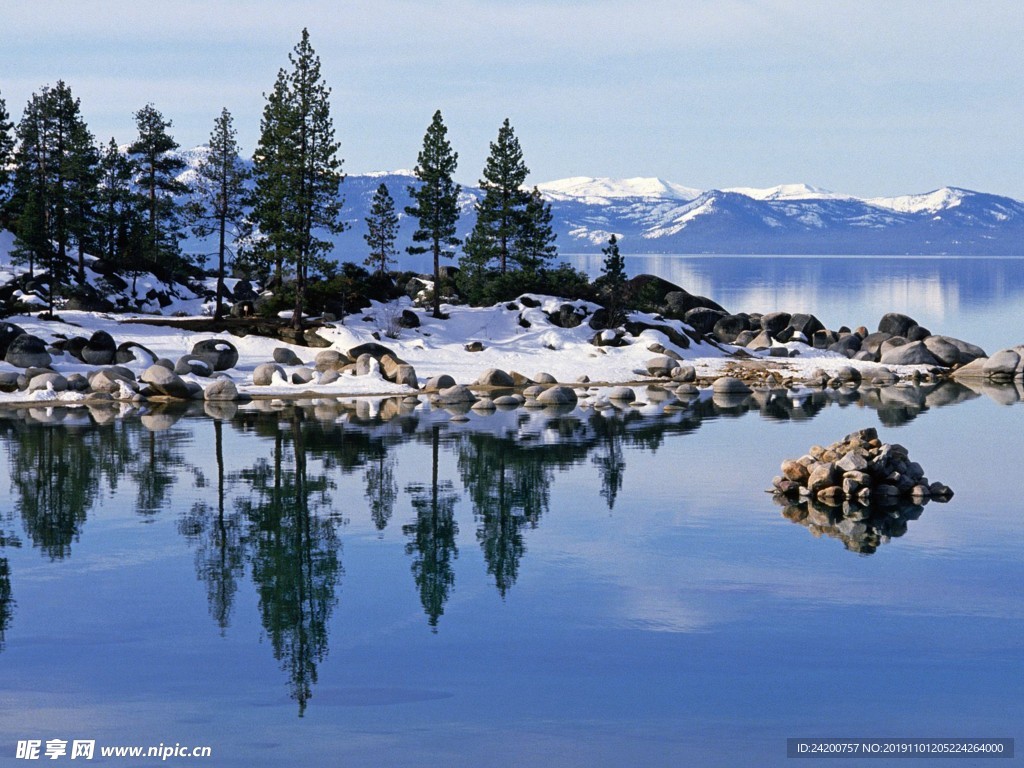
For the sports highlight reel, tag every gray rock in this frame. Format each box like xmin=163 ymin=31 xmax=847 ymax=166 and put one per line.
xmin=4 ymin=334 xmax=51 ymax=369
xmin=921 ymin=335 xmax=962 ymax=367
xmin=437 ymin=385 xmax=477 ymax=404
xmin=879 ymin=340 xmax=940 ymax=366
xmin=27 ymin=372 xmax=68 ymax=393
xmin=0 ymin=322 xmax=27 ymax=359
xmin=314 ymin=349 xmax=351 ymax=372
xmin=673 ymin=364 xmax=697 ymax=382
xmin=607 ymin=386 xmax=636 ymax=402
xmin=115 ymin=341 xmax=157 ymax=366
xmin=493 ymin=395 xmax=523 ymax=407
xmin=204 ymin=378 xmax=240 ymax=401
xmin=291 ymin=368 xmax=315 ymax=385
xmin=65 ymin=373 xmax=90 ymax=392
xmin=683 ymin=307 xmax=728 ymax=336
xmin=174 ymin=355 xmax=213 ymax=377
xmin=982 ymin=348 xmax=1021 ymax=378
xmin=425 ymin=374 xmax=457 ymax=390
xmin=860 ymin=331 xmax=894 ymax=357
xmin=88 ymin=368 xmax=137 ymax=395
xmin=760 ymin=311 xmax=791 ymax=336
xmin=0 ymin=372 xmax=20 ymax=392
xmin=355 ymin=353 xmax=377 ymax=376
xmin=829 ymin=334 xmax=862 ymax=358
xmin=878 ymin=312 xmax=917 ymax=337
xmin=252 ymin=363 xmax=285 ymax=386
xmin=476 ymin=368 xmax=515 ymax=387
xmin=746 ymin=329 xmax=774 ymax=350
xmin=712 ymin=314 xmax=751 ymax=344
xmin=536 ymin=386 xmax=578 ymax=405
xmin=191 ymin=339 xmax=239 ymax=371
xmin=645 ymin=355 xmax=677 ymax=377
xmin=140 ymin=365 xmax=191 ymax=399
xmin=712 ymin=376 xmax=752 ymax=395
xmin=273 ymin=347 xmax=304 ymax=366
xmin=80 ymin=330 xmax=117 ymax=365
xmin=318 ymin=370 xmax=341 ymax=385
xmin=534 ymin=372 xmax=557 ymax=384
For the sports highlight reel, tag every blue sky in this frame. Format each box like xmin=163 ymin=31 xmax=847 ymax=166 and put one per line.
xmin=4 ymin=0 xmax=1023 ymax=198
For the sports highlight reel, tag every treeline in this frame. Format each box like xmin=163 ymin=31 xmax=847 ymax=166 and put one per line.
xmin=0 ymin=29 xmax=626 ymax=326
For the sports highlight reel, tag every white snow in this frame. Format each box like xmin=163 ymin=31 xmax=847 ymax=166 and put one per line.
xmin=867 ymin=187 xmax=966 ymax=214
xmin=537 ymin=176 xmax=702 ymax=204
xmin=722 ymin=183 xmax=852 ymax=201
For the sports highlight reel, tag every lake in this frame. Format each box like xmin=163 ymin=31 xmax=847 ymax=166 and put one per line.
xmin=1 ymin=256 xmax=1022 ymax=767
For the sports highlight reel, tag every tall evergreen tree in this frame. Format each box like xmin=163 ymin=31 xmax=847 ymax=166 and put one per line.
xmin=596 ymin=234 xmax=627 ymax=326
xmin=0 ymin=91 xmax=15 ymax=220
xmin=363 ymin=182 xmax=399 ymax=276
xmin=464 ymin=118 xmax=529 ymax=275
xmin=190 ymin=108 xmax=250 ymax=319
xmin=128 ymin=103 xmax=188 ymax=274
xmin=512 ymin=186 xmax=558 ymax=273
xmin=406 ymin=110 xmax=461 ymax=319
xmin=250 ymin=29 xmax=345 ymax=329
xmin=94 ymin=137 xmax=141 ymax=266
xmin=9 ymin=82 xmax=98 ymax=311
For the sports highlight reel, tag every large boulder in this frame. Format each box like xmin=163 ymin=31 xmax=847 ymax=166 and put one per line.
xmin=27 ymin=372 xmax=68 ymax=393
xmin=314 ymin=349 xmax=352 ymax=372
xmin=437 ymin=385 xmax=477 ymax=405
xmin=347 ymin=342 xmax=398 ymax=361
xmin=712 ymin=314 xmax=751 ymax=344
xmin=879 ymin=340 xmax=940 ymax=366
xmin=191 ymin=339 xmax=239 ymax=371
xmin=535 ymin=385 xmax=578 ymax=406
xmin=252 ymin=363 xmax=285 ymax=386
xmin=476 ymin=368 xmax=515 ymax=387
xmin=760 ymin=312 xmax=791 ymax=337
xmin=174 ymin=355 xmax=214 ymax=377
xmin=273 ymin=347 xmax=304 ymax=366
xmin=878 ymin=312 xmax=917 ymax=338
xmin=4 ymin=334 xmax=51 ymax=369
xmin=203 ymin=378 xmax=240 ymax=401
xmin=645 ymin=356 xmax=678 ymax=377
xmin=982 ymin=348 xmax=1022 ymax=379
xmin=662 ymin=289 xmax=726 ymax=315
xmin=140 ymin=365 xmax=191 ymax=399
xmin=81 ymin=330 xmax=117 ymax=366
xmin=0 ymin=323 xmax=26 ymax=359
xmin=115 ymin=341 xmax=158 ymax=366
xmin=683 ymin=308 xmax=728 ymax=336
xmin=925 ymin=335 xmax=986 ymax=366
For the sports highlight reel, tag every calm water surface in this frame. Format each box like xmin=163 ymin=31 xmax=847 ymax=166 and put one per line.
xmin=0 ymin=380 xmax=1021 ymax=766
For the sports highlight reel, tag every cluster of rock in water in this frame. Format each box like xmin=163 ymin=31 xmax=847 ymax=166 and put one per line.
xmin=770 ymin=428 xmax=953 ymax=554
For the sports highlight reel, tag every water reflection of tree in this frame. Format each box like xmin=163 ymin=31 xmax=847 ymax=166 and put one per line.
xmin=131 ymin=428 xmax=188 ymax=517
xmin=178 ymin=420 xmax=245 ymax=632
xmin=404 ymin=425 xmax=459 ymax=629
xmin=6 ymin=425 xmax=101 ymax=559
xmin=365 ymin=450 xmax=397 ymax=533
xmin=589 ymin=415 xmax=627 ymax=511
xmin=0 ymin=556 xmax=12 ymax=652
xmin=235 ymin=415 xmax=342 ymax=716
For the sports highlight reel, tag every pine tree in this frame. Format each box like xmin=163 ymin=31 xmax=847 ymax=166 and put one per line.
xmin=512 ymin=187 xmax=557 ymax=274
xmin=128 ymin=103 xmax=189 ymax=274
xmin=597 ymin=234 xmax=627 ymax=326
xmin=406 ymin=110 xmax=461 ymax=319
xmin=0 ymin=91 xmax=15 ymax=220
xmin=464 ymin=118 xmax=530 ymax=275
xmin=363 ymin=182 xmax=399 ymax=276
xmin=190 ymin=108 xmax=250 ymax=319
xmin=249 ymin=29 xmax=346 ymax=329
xmin=8 ymin=82 xmax=98 ymax=312
xmin=94 ymin=137 xmax=140 ymax=265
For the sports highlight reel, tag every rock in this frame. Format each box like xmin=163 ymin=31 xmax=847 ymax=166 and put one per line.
xmin=154 ymin=357 xmax=175 ymax=370
xmin=174 ymin=355 xmax=213 ymax=377
xmin=760 ymin=312 xmax=791 ymax=336
xmin=812 ymin=329 xmax=839 ymax=350
xmin=982 ymin=348 xmax=1021 ymax=379
xmin=879 ymin=340 xmax=941 ymax=366
xmin=314 ymin=349 xmax=352 ymax=372
xmin=493 ymin=395 xmax=523 ymax=407
xmin=88 ymin=368 xmax=137 ymax=394
xmin=683 ymin=307 xmax=728 ymax=336
xmin=291 ymin=368 xmax=315 ymax=385
xmin=781 ymin=459 xmax=810 ymax=484
xmin=437 ymin=385 xmax=477 ymax=405
xmin=0 ymin=372 xmax=20 ymax=392
xmin=476 ymin=368 xmax=515 ymax=387
xmin=534 ymin=372 xmax=557 ymax=384
xmin=746 ymin=329 xmax=774 ymax=350
xmin=712 ymin=376 xmax=752 ymax=395
xmin=4 ymin=334 xmax=51 ymax=368
xmin=273 ymin=347 xmax=304 ymax=366
xmin=27 ymin=372 xmax=68 ymax=393
xmin=906 ymin=324 xmax=931 ymax=342
xmin=658 ymin=286 xmax=726 ymax=315
xmin=622 ymin=320 xmax=692 ymax=350
xmin=204 ymin=378 xmax=240 ymax=401
xmin=191 ymin=339 xmax=239 ymax=371
xmin=807 ymin=463 xmax=840 ymax=495
xmin=645 ymin=355 xmax=677 ymax=377
xmin=673 ymin=364 xmax=697 ymax=382
xmin=878 ymin=312 xmax=917 ymax=337
xmin=115 ymin=341 xmax=157 ymax=366
xmin=607 ymin=386 xmax=636 ymax=402
xmin=80 ymin=330 xmax=117 ymax=365
xmin=399 ymin=309 xmax=420 ymax=328
xmin=140 ymin=365 xmax=191 ymax=399
xmin=464 ymin=340 xmax=486 ymax=352
xmin=829 ymin=334 xmax=862 ymax=358
xmin=253 ymin=363 xmax=285 ymax=386
xmin=591 ymin=329 xmax=626 ymax=347
xmin=786 ymin=313 xmax=825 ymax=340
xmin=712 ymin=314 xmax=751 ymax=344
xmin=425 ymin=374 xmax=457 ymax=390
xmin=379 ymin=355 xmax=418 ymax=388
xmin=355 ymin=353 xmax=377 ymax=376
xmin=536 ymin=386 xmax=578 ymax=405
xmin=860 ymin=332 xmax=893 ymax=357
xmin=318 ymin=370 xmax=341 ymax=385
xmin=0 ymin=322 xmax=27 ymax=358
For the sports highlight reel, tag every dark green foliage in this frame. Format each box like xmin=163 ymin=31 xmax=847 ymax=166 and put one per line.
xmin=94 ymin=137 xmax=142 ymax=267
xmin=596 ymin=234 xmax=627 ymax=326
xmin=128 ymin=103 xmax=190 ymax=274
xmin=190 ymin=108 xmax=250 ymax=319
xmin=249 ymin=29 xmax=346 ymax=329
xmin=456 ymin=262 xmax=591 ymax=307
xmin=513 ymin=186 xmax=558 ymax=272
xmin=9 ymin=82 xmax=98 ymax=313
xmin=0 ymin=90 xmax=14 ymax=219
xmin=406 ymin=110 xmax=461 ymax=318
xmin=363 ymin=182 xmax=399 ymax=276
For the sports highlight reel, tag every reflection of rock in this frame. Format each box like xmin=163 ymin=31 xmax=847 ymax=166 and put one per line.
xmin=771 ymin=427 xmax=953 ymax=553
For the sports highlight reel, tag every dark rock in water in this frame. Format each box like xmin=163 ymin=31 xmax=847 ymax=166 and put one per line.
xmin=878 ymin=312 xmax=917 ymax=338
xmin=0 ymin=322 xmax=27 ymax=359
xmin=81 ymin=330 xmax=117 ymax=366
xmin=712 ymin=313 xmax=751 ymax=344
xmin=191 ymin=339 xmax=239 ymax=371
xmin=684 ymin=307 xmax=728 ymax=336
xmin=4 ymin=334 xmax=51 ymax=368
xmin=879 ymin=340 xmax=941 ymax=366
xmin=760 ymin=311 xmax=791 ymax=337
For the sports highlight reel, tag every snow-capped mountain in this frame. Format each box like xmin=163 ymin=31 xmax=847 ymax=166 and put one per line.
xmin=171 ymin=150 xmax=1024 ymax=260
